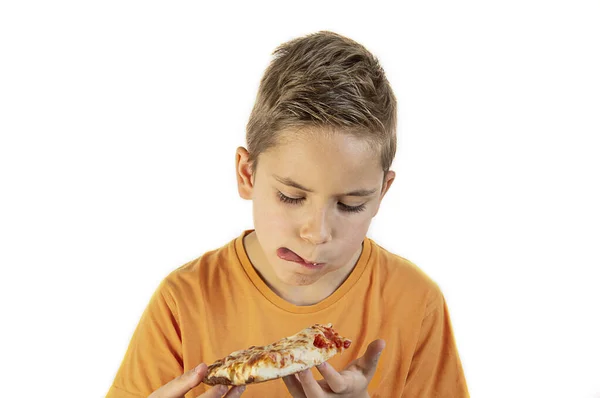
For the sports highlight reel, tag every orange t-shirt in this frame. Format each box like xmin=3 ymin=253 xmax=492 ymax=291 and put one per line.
xmin=106 ymin=230 xmax=468 ymax=397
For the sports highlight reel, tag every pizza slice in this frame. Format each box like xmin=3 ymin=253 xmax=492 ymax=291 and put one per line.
xmin=203 ymin=323 xmax=352 ymax=386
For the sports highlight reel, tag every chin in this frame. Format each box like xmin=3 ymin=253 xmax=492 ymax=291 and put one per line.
xmin=278 ymin=271 xmax=320 ymax=286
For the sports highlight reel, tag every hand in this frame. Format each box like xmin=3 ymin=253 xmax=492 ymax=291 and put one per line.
xmin=148 ymin=363 xmax=246 ymax=398
xmin=283 ymin=339 xmax=385 ymax=398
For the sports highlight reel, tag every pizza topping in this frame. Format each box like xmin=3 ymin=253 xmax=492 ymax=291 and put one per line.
xmin=313 ymin=324 xmax=350 ymax=349
xmin=313 ymin=334 xmax=332 ymax=349
xmin=203 ymin=323 xmax=352 ymax=386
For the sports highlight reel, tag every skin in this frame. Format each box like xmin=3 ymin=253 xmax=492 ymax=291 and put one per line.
xmin=149 ymin=128 xmax=395 ymax=397
xmin=147 ymin=363 xmax=246 ymax=398
xmin=282 ymin=339 xmax=386 ymax=398
xmin=236 ymin=129 xmax=395 ymax=306
xmin=236 ymin=128 xmax=394 ymax=396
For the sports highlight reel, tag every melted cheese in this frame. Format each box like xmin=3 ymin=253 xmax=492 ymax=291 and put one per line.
xmin=205 ymin=323 xmax=351 ymax=385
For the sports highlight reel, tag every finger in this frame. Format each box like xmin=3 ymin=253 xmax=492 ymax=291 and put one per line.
xmin=356 ymin=339 xmax=386 ymax=380
xmin=198 ymin=384 xmax=228 ymax=397
xmin=282 ymin=374 xmax=306 ymax=398
xmin=222 ymin=385 xmax=247 ymax=397
xmin=151 ymin=363 xmax=208 ymax=398
xmin=297 ymin=369 xmax=325 ymax=397
xmin=315 ymin=362 xmax=347 ymax=393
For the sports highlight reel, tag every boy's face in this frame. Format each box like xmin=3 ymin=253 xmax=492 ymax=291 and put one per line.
xmin=236 ymin=129 xmax=394 ymax=287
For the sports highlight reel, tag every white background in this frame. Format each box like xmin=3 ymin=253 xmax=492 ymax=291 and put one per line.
xmin=1 ymin=1 xmax=599 ymax=397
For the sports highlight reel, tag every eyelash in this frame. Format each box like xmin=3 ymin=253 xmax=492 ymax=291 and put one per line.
xmin=277 ymin=191 xmax=366 ymax=213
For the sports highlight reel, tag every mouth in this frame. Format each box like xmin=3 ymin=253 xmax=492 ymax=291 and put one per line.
xmin=276 ymin=247 xmax=325 ymax=269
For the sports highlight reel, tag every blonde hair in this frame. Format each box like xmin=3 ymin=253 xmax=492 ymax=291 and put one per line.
xmin=246 ymin=31 xmax=397 ymax=173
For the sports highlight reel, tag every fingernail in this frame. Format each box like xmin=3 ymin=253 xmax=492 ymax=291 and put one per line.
xmin=194 ymin=363 xmax=204 ymax=373
xmin=218 ymin=385 xmax=228 ymax=394
xmin=238 ymin=385 xmax=246 ymax=394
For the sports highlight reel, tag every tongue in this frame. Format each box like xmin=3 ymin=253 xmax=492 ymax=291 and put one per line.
xmin=277 ymin=247 xmax=305 ymax=263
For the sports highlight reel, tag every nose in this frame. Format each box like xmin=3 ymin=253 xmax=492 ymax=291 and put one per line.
xmin=299 ymin=206 xmax=333 ymax=245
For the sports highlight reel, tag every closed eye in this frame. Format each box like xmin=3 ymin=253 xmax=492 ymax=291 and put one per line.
xmin=338 ymin=202 xmax=366 ymax=213
xmin=277 ymin=191 xmax=366 ymax=213
xmin=277 ymin=191 xmax=304 ymax=205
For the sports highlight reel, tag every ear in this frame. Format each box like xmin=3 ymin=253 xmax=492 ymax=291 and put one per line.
xmin=373 ymin=170 xmax=395 ymax=217
xmin=236 ymin=146 xmax=254 ymax=200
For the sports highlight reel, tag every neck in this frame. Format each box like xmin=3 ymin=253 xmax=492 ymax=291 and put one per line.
xmin=243 ymin=231 xmax=361 ymax=306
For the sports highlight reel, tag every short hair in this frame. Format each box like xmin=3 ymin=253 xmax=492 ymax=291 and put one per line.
xmin=246 ymin=31 xmax=397 ymax=174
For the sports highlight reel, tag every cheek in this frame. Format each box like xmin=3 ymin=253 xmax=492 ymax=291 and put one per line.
xmin=253 ymin=193 xmax=293 ymax=235
xmin=338 ymin=216 xmax=372 ymax=247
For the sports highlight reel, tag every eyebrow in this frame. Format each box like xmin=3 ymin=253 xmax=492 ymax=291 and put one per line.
xmin=273 ymin=175 xmax=378 ymax=197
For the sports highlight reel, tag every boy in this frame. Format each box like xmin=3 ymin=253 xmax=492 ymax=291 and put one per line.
xmin=106 ymin=31 xmax=469 ymax=398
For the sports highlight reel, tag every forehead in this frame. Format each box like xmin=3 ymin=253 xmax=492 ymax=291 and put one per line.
xmin=258 ymin=129 xmax=383 ymax=190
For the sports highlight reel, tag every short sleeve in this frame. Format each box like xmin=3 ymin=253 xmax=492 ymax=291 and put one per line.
xmin=106 ymin=279 xmax=183 ymax=397
xmin=402 ymin=290 xmax=469 ymax=397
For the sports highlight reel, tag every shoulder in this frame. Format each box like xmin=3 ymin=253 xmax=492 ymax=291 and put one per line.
xmin=159 ymin=235 xmax=239 ymax=299
xmin=367 ymin=239 xmax=443 ymax=311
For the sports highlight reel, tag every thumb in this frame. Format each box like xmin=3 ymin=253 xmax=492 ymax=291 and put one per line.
xmin=357 ymin=339 xmax=386 ymax=380
xmin=151 ymin=363 xmax=208 ymax=398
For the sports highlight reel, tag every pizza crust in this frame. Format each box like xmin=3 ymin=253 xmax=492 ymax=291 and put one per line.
xmin=203 ymin=323 xmax=351 ymax=386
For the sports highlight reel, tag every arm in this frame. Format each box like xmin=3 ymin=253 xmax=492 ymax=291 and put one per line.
xmin=402 ymin=291 xmax=469 ymax=397
xmin=106 ymin=279 xmax=184 ymax=397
